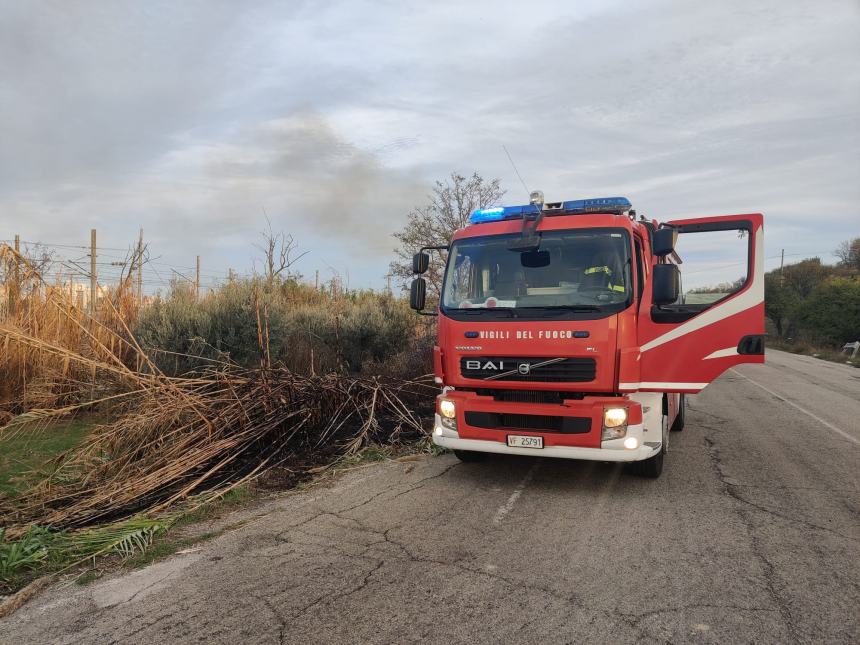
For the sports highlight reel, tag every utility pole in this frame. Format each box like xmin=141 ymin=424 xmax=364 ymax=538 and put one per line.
xmin=779 ymin=248 xmax=785 ymax=285
xmin=195 ymin=255 xmax=201 ymax=299
xmin=315 ymin=269 xmax=319 ymax=290
xmin=90 ymin=229 xmax=97 ymax=316
xmin=11 ymin=234 xmax=20 ymax=315
xmin=136 ymin=228 xmax=144 ymax=304
xmin=386 ymin=273 xmax=392 ymax=295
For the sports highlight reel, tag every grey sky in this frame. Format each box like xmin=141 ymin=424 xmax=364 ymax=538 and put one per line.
xmin=1 ymin=0 xmax=858 ymax=291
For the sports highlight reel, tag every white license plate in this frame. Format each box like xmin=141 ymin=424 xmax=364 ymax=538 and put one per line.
xmin=507 ymin=435 xmax=544 ymax=449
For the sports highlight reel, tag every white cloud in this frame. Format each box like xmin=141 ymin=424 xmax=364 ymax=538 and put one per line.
xmin=0 ymin=0 xmax=858 ymax=288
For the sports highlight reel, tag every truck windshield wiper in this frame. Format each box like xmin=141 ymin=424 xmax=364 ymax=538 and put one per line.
xmin=448 ymin=307 xmax=516 ymax=317
xmin=447 ymin=305 xmax=601 ymax=317
xmin=520 ymin=305 xmax=602 ymax=312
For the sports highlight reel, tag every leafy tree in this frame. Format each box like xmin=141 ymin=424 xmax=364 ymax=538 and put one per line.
xmin=781 ymin=257 xmax=827 ymax=300
xmin=794 ymin=278 xmax=860 ymax=345
xmin=764 ymin=273 xmax=797 ymax=337
xmin=390 ymin=172 xmax=504 ymax=299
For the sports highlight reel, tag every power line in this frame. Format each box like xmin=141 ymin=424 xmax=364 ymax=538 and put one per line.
xmin=0 ymin=239 xmax=131 ymax=252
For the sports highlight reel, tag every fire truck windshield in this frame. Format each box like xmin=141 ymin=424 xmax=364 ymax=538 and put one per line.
xmin=441 ymin=228 xmax=631 ymax=317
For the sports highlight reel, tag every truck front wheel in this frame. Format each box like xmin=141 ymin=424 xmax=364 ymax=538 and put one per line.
xmin=630 ymin=413 xmax=668 ymax=478
xmin=454 ymin=450 xmax=488 ymax=463
xmin=630 ymin=450 xmax=663 ymax=478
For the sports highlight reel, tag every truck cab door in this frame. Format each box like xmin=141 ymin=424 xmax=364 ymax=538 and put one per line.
xmin=635 ymin=214 xmax=764 ymax=393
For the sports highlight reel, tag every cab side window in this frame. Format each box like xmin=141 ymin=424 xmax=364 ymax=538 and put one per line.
xmin=676 ymin=228 xmax=749 ymax=306
xmin=652 ymin=222 xmax=752 ymax=323
xmin=634 ymin=238 xmax=645 ymax=304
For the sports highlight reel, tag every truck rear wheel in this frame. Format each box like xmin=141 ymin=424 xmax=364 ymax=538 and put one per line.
xmin=454 ymin=450 xmax=488 ymax=463
xmin=670 ymin=394 xmax=686 ymax=432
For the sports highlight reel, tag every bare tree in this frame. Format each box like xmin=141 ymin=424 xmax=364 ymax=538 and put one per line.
xmin=255 ymin=216 xmax=309 ymax=286
xmin=389 ymin=172 xmax=504 ymax=298
xmin=834 ymin=237 xmax=860 ymax=271
xmin=22 ymin=242 xmax=54 ymax=275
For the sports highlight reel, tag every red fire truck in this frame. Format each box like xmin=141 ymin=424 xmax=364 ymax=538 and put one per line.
xmin=410 ymin=194 xmax=764 ymax=477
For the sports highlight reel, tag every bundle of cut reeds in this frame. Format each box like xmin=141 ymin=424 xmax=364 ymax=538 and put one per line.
xmin=0 ymin=244 xmax=434 ymax=534
xmin=2 ymin=367 xmax=431 ymax=533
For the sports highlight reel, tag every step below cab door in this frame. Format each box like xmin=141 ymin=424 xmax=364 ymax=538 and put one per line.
xmin=635 ymin=213 xmax=764 ymax=393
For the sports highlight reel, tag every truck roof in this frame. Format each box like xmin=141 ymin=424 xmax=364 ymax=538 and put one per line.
xmin=469 ymin=197 xmax=632 ymax=224
xmin=453 ymin=212 xmax=645 ymax=241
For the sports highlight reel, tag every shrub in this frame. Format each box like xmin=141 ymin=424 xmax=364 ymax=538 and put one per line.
xmin=794 ymin=278 xmax=860 ymax=346
xmin=134 ymin=284 xmax=211 ymax=374
xmin=136 ymin=280 xmax=422 ymax=377
xmin=336 ymin=298 xmax=415 ymax=371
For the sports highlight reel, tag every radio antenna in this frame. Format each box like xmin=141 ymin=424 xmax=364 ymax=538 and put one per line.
xmin=502 ymin=144 xmax=530 ymax=198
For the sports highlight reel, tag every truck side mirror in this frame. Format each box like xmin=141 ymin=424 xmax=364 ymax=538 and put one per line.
xmin=653 ymin=228 xmax=677 ymax=257
xmin=652 ymin=264 xmax=680 ymax=305
xmin=410 ymin=278 xmax=427 ymax=311
xmin=413 ymin=252 xmax=430 ymax=274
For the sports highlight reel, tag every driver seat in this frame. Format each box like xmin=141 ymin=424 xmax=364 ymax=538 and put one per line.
xmin=580 ymin=264 xmax=612 ymax=290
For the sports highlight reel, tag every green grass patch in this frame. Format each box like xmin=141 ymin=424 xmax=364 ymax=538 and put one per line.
xmin=0 ymin=518 xmax=169 ymax=593
xmin=0 ymin=419 xmax=95 ymax=498
xmin=74 ymin=570 xmax=101 ymax=586
xmin=330 ymin=445 xmax=393 ymax=470
xmin=172 ymin=485 xmax=255 ymax=529
xmin=123 ymin=541 xmax=182 ymax=569
xmin=1 ymin=488 xmax=253 ymax=593
xmin=124 ymin=529 xmax=227 ymax=570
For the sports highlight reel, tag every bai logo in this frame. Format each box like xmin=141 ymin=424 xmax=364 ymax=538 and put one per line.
xmin=465 ymin=360 xmax=504 ymax=371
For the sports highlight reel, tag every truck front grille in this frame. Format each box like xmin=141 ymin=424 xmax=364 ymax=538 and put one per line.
xmin=460 ymin=356 xmax=596 ymax=383
xmin=476 ymin=389 xmax=563 ymax=404
xmin=465 ymin=412 xmax=591 ymax=434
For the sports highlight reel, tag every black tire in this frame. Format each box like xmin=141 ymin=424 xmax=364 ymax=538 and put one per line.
xmin=670 ymin=394 xmax=686 ymax=432
xmin=630 ymin=451 xmax=664 ymax=478
xmin=454 ymin=449 xmax=488 ymax=463
xmin=629 ymin=412 xmax=668 ymax=478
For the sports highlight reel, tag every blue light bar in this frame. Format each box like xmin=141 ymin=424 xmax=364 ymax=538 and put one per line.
xmin=468 ymin=207 xmax=508 ymax=223
xmin=561 ymin=196 xmax=631 ymax=214
xmin=469 ymin=196 xmax=631 ymax=224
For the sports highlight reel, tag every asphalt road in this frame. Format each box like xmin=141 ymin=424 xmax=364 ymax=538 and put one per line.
xmin=2 ymin=349 xmax=858 ymax=644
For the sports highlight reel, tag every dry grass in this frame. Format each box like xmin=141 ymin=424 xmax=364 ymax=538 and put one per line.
xmin=1 ymin=368 xmax=433 ymax=533
xmin=0 ymin=243 xmax=434 ymax=536
xmin=0 ymin=243 xmax=143 ymax=414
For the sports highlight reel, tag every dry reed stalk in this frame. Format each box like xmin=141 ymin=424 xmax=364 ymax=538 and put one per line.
xmin=0 ymin=242 xmax=435 ymax=536
xmin=2 ymin=368 xmax=432 ymax=534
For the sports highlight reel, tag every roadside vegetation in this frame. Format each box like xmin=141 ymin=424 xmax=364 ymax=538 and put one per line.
xmin=765 ymin=237 xmax=860 ymax=366
xmin=0 ymin=173 xmax=496 ymax=597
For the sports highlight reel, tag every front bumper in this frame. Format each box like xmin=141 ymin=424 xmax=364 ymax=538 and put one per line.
xmin=434 ymin=433 xmax=658 ymax=462
xmin=432 ymin=389 xmax=660 ymax=461
xmin=433 ymin=413 xmax=659 ymax=462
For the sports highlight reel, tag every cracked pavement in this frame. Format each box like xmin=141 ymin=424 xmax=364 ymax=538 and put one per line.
xmin=2 ymin=349 xmax=858 ymax=644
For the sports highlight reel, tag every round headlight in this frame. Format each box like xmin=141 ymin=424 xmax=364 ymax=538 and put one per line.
xmin=440 ymin=399 xmax=456 ymax=419
xmin=604 ymin=407 xmax=628 ymax=428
